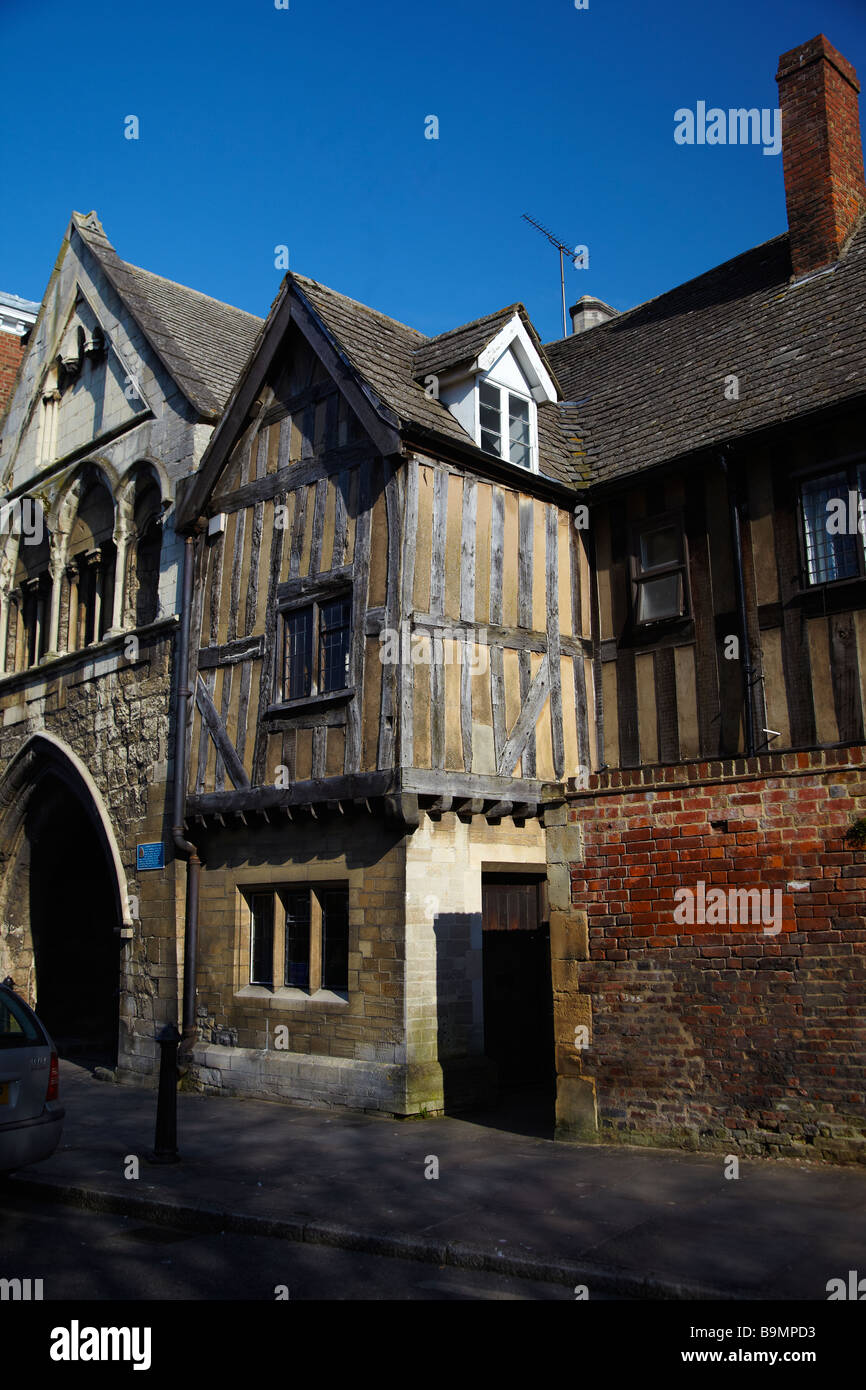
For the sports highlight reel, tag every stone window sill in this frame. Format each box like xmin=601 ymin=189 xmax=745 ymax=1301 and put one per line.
xmin=0 ymin=614 xmax=179 ymax=695
xmin=235 ymin=984 xmax=349 ymax=1008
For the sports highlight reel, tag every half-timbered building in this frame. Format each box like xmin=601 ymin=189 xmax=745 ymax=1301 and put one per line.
xmin=541 ymin=34 xmax=866 ymax=1162
xmin=173 ymin=278 xmax=593 ymax=1113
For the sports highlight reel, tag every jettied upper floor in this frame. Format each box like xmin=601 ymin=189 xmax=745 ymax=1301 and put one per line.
xmin=174 ymin=268 xmax=595 ymax=830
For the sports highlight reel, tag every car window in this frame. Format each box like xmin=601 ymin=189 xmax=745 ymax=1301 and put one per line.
xmin=0 ymin=992 xmax=43 ymax=1047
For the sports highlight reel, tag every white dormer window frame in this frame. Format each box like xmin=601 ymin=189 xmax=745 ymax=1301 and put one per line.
xmin=476 ymin=378 xmax=537 ymax=471
xmin=433 ymin=311 xmax=558 ymax=473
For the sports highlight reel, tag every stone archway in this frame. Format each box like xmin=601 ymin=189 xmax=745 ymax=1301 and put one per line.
xmin=0 ymin=733 xmax=131 ymax=1065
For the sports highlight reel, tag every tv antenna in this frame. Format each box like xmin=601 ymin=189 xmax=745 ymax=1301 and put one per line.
xmin=521 ymin=213 xmax=582 ymax=337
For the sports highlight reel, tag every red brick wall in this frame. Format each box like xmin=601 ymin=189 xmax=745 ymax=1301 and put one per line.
xmin=0 ymin=330 xmax=27 ymax=422
xmin=567 ymin=747 xmax=866 ymax=1163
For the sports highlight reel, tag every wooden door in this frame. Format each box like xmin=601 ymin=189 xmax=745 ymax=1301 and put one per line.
xmin=481 ymin=875 xmax=554 ymax=1089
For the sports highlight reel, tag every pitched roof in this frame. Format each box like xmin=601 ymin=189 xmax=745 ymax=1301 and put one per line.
xmin=291 ymin=274 xmax=581 ymax=487
xmin=72 ymin=212 xmax=263 ymax=420
xmin=412 ymin=304 xmax=522 ymax=378
xmin=544 ymin=216 xmax=866 ymax=487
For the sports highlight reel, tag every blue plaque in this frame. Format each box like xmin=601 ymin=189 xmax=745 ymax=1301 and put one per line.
xmin=137 ymin=842 xmax=165 ymax=871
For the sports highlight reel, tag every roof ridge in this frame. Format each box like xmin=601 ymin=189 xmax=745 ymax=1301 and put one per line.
xmin=289 ymin=272 xmax=427 ymax=341
xmin=70 ymin=212 xmax=261 ymax=419
xmin=544 ymin=231 xmax=791 ymax=348
xmin=421 ymin=302 xmax=524 ymax=345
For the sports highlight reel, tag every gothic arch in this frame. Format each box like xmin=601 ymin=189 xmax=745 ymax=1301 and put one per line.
xmin=118 ymin=462 xmax=167 ymax=628
xmin=0 ymin=731 xmax=132 ymax=927
xmin=53 ymin=464 xmax=117 ymax=649
xmin=0 ymin=733 xmax=132 ymax=1062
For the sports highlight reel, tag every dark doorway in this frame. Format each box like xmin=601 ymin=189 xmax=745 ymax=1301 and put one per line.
xmin=481 ymin=873 xmax=554 ymax=1131
xmin=27 ymin=774 xmax=120 ymax=1067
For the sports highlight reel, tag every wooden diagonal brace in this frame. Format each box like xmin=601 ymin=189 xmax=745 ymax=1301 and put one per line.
xmin=195 ymin=673 xmax=251 ymax=790
xmin=496 ymin=656 xmax=550 ymax=777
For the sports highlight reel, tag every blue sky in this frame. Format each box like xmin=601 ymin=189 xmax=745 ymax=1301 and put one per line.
xmin=2 ymin=0 xmax=864 ymax=344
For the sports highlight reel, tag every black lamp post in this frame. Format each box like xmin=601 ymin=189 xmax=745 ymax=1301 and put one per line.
xmin=148 ymin=1022 xmax=182 ymax=1164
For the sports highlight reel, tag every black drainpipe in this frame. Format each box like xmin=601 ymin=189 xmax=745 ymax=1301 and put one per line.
xmin=719 ymin=452 xmax=756 ymax=757
xmin=172 ymin=534 xmax=201 ymax=1055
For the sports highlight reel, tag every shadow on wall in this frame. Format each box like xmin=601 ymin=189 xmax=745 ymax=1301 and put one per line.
xmin=432 ymin=910 xmax=488 ymax=1114
xmin=433 ymin=906 xmax=557 ymax=1138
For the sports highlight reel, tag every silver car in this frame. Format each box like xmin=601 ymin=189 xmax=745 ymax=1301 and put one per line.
xmin=0 ymin=979 xmax=64 ymax=1173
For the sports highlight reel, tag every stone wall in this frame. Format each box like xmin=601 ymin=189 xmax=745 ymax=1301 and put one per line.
xmin=549 ymin=747 xmax=866 ymax=1163
xmin=404 ymin=812 xmax=546 ymax=1111
xmin=185 ymin=808 xmax=549 ymax=1116
xmin=0 ymin=625 xmax=179 ymax=1077
xmin=186 ymin=812 xmax=410 ymax=1112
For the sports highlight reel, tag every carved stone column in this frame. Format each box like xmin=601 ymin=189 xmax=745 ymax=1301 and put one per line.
xmin=44 ymin=533 xmax=67 ymax=659
xmin=90 ymin=548 xmax=104 ymax=643
xmin=11 ymin=591 xmax=24 ymax=672
xmin=107 ymin=512 xmax=132 ymax=636
xmin=66 ymin=561 xmax=80 ymax=651
xmin=0 ymin=539 xmax=19 ymax=676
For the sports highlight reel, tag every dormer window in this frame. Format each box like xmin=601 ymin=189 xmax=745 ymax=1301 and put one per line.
xmin=415 ymin=310 xmax=556 ymax=473
xmin=478 ymin=381 xmax=534 ymax=470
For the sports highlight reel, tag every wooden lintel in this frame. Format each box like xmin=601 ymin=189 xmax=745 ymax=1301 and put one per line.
xmin=276 ymin=565 xmax=353 ymax=607
xmin=198 ymin=633 xmax=264 ymax=670
xmin=187 ymin=772 xmax=394 ymax=819
xmin=403 ymin=769 xmax=551 ymax=802
xmin=485 ymin=800 xmax=514 ymax=822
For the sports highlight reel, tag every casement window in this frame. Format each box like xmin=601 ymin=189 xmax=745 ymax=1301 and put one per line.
xmin=478 ymin=381 xmax=534 ymax=470
xmin=800 ymin=465 xmax=866 ymax=585
xmin=247 ymin=885 xmax=350 ymax=994
xmin=631 ymin=517 xmax=689 ymax=624
xmin=278 ymin=593 xmax=352 ymax=703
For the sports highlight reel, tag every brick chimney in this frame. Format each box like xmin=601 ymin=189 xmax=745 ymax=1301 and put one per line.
xmin=776 ymin=35 xmax=866 ymax=278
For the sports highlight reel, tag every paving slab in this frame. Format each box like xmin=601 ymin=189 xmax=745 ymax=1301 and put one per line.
xmin=7 ymin=1062 xmax=866 ymax=1300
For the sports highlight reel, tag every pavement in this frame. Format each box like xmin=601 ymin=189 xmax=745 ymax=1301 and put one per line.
xmin=7 ymin=1061 xmax=866 ymax=1300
